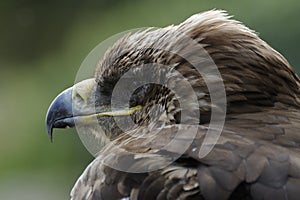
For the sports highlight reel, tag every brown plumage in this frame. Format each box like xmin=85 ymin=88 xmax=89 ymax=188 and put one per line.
xmin=46 ymin=10 xmax=300 ymax=200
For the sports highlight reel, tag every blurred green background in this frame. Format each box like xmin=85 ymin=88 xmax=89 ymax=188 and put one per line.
xmin=0 ymin=0 xmax=299 ymax=199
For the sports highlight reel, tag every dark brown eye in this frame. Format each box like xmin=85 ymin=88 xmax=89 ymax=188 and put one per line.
xmin=129 ymin=83 xmax=169 ymax=108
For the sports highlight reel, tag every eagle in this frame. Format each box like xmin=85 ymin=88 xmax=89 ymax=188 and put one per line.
xmin=46 ymin=10 xmax=300 ymax=200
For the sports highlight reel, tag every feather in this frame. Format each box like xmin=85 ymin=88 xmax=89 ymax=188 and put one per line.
xmin=46 ymin=9 xmax=300 ymax=200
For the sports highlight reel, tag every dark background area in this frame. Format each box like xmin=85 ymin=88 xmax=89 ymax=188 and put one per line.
xmin=0 ymin=0 xmax=299 ymax=199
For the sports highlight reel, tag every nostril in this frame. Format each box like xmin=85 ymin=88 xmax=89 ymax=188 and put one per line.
xmin=75 ymin=92 xmax=85 ymax=104
xmin=72 ymin=79 xmax=96 ymax=106
xmin=73 ymin=86 xmax=90 ymax=107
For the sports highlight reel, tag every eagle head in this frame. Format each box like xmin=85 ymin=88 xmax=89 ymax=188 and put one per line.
xmin=46 ymin=9 xmax=300 ymax=156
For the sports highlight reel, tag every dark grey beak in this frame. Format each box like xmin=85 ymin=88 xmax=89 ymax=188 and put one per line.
xmin=45 ymin=78 xmax=99 ymax=142
xmin=45 ymin=78 xmax=142 ymax=143
xmin=46 ymin=87 xmax=74 ymax=142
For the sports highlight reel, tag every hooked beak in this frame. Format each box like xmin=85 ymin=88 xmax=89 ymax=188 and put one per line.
xmin=45 ymin=78 xmax=142 ymax=142
xmin=45 ymin=79 xmax=96 ymax=142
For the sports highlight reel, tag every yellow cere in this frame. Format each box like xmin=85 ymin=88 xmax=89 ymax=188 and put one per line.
xmin=97 ymin=105 xmax=142 ymax=117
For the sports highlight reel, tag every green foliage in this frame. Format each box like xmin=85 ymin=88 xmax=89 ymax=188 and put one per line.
xmin=0 ymin=0 xmax=299 ymax=199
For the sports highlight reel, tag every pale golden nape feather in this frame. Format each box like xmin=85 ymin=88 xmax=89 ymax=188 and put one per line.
xmin=64 ymin=10 xmax=300 ymax=200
